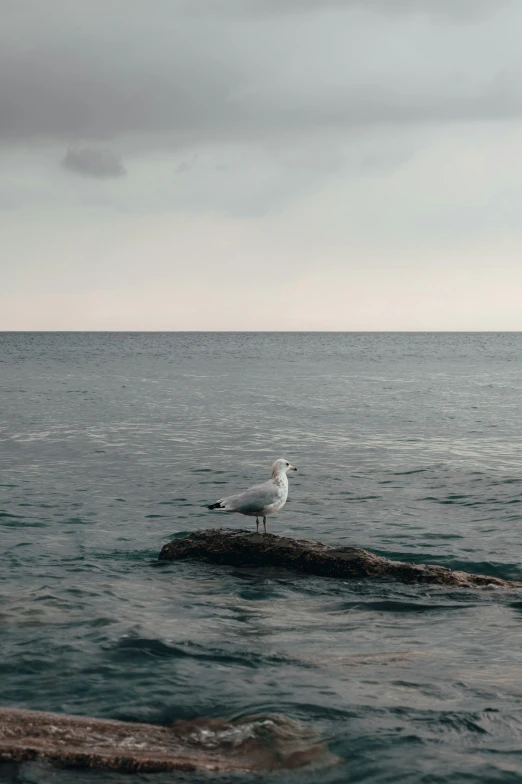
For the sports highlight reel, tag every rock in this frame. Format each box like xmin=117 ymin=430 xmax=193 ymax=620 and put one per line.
xmin=0 ymin=708 xmax=334 ymax=774
xmin=159 ymin=528 xmax=522 ymax=589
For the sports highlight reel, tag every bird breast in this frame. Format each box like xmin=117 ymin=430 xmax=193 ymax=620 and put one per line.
xmin=272 ymin=478 xmax=288 ymax=506
xmin=272 ymin=473 xmax=288 ymax=490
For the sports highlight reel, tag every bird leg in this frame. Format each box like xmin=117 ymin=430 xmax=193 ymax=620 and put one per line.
xmin=263 ymin=516 xmax=267 ymax=535
xmin=256 ymin=517 xmax=259 ymax=533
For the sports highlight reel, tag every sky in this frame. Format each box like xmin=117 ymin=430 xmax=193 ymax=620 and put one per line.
xmin=2 ymin=0 xmax=522 ymax=330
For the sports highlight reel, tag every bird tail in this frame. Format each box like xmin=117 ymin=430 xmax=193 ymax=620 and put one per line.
xmin=208 ymin=501 xmax=225 ymax=510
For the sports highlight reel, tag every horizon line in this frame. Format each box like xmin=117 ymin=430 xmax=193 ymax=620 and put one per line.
xmin=2 ymin=330 xmax=522 ymax=335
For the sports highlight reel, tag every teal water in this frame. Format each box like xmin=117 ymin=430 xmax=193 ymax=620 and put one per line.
xmin=1 ymin=332 xmax=522 ymax=783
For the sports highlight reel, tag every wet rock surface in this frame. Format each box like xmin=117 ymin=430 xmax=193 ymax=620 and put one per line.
xmin=0 ymin=708 xmax=331 ymax=774
xmin=159 ymin=528 xmax=522 ymax=588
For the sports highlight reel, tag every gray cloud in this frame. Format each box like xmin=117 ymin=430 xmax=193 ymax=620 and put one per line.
xmin=0 ymin=0 xmax=520 ymax=148
xmin=0 ymin=43 xmax=240 ymax=140
xmin=61 ymin=147 xmax=126 ymax=178
xmin=204 ymin=0 xmax=510 ymax=20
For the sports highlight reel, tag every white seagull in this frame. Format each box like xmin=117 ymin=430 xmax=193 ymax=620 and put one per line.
xmin=208 ymin=458 xmax=297 ymax=534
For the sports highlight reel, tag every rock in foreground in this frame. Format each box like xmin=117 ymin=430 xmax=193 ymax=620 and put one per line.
xmin=0 ymin=708 xmax=331 ymax=774
xmin=159 ymin=528 xmax=522 ymax=589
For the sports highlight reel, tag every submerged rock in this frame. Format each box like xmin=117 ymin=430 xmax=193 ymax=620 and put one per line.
xmin=0 ymin=708 xmax=333 ymax=774
xmin=159 ymin=528 xmax=522 ymax=588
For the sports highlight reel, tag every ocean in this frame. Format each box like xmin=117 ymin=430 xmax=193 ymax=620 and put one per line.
xmin=1 ymin=332 xmax=522 ymax=783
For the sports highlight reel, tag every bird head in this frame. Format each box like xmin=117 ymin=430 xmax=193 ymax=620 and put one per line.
xmin=272 ymin=458 xmax=297 ymax=477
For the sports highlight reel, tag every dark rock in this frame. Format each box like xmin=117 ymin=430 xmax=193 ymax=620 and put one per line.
xmin=159 ymin=528 xmax=522 ymax=589
xmin=0 ymin=708 xmax=334 ymax=774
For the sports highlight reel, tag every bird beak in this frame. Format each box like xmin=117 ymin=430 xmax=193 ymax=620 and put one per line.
xmin=290 ymin=465 xmax=297 ymax=471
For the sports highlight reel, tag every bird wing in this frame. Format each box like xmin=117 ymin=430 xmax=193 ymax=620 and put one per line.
xmin=219 ymin=480 xmax=281 ymax=514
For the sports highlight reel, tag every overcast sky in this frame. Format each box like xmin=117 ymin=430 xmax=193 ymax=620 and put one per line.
xmin=2 ymin=0 xmax=522 ymax=330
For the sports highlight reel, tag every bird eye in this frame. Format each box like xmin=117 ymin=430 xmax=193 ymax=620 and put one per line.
xmin=286 ymin=462 xmax=289 ymax=465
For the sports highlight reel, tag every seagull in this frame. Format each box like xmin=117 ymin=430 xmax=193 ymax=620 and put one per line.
xmin=207 ymin=458 xmax=297 ymax=534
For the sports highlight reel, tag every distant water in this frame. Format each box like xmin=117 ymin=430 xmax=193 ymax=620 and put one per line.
xmin=1 ymin=332 xmax=522 ymax=783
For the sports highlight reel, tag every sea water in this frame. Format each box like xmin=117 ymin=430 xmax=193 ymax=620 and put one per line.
xmin=1 ymin=332 xmax=522 ymax=783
